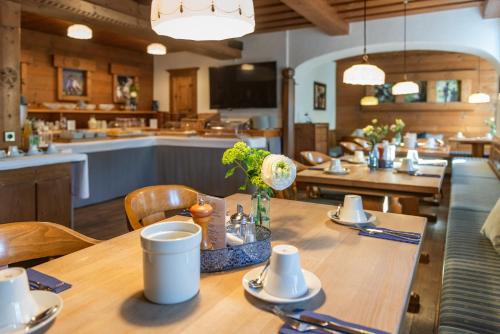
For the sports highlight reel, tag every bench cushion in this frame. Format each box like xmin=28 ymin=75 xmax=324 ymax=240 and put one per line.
xmin=439 ymin=209 xmax=500 ymax=334
xmin=450 ymin=176 xmax=500 ymax=212
xmin=452 ymin=158 xmax=497 ymax=179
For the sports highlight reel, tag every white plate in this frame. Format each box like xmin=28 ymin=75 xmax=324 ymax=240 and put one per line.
xmin=242 ymin=266 xmax=322 ymax=304
xmin=0 ymin=291 xmax=63 ymax=334
xmin=327 ymin=210 xmax=377 ymax=226
xmin=323 ymin=167 xmax=350 ymax=175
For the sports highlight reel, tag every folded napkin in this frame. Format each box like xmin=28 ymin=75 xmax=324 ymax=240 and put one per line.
xmin=27 ymin=268 xmax=72 ymax=294
xmin=417 ymin=159 xmax=448 ymax=167
xmin=308 ymin=167 xmax=324 ymax=171
xmin=358 ymin=229 xmax=421 ymax=245
xmin=280 ymin=310 xmax=389 ymax=334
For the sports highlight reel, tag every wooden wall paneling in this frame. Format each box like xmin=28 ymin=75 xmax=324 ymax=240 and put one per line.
xmin=0 ymin=168 xmax=36 ymax=224
xmin=36 ymin=164 xmax=72 ymax=227
xmin=0 ymin=1 xmax=21 ymax=148
xmin=167 ymin=68 xmax=198 ymax=119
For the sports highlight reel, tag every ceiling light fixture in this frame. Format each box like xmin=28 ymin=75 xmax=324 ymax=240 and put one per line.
xmin=468 ymin=56 xmax=491 ymax=104
xmin=147 ymin=43 xmax=167 ymax=55
xmin=360 ymin=96 xmax=379 ymax=106
xmin=151 ymin=0 xmax=255 ymax=41
xmin=343 ymin=0 xmax=385 ymax=85
xmin=392 ymin=0 xmax=419 ymax=95
xmin=67 ymin=24 xmax=92 ymax=40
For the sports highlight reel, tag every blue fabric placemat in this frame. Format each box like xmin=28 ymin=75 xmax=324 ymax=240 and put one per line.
xmin=279 ymin=310 xmax=390 ymax=334
xmin=358 ymin=229 xmax=421 ymax=245
xmin=27 ymin=268 xmax=72 ymax=293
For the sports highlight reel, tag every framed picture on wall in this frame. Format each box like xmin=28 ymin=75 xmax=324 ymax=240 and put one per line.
xmin=314 ymin=81 xmax=326 ymax=110
xmin=58 ymin=68 xmax=91 ymax=101
xmin=374 ymin=83 xmax=395 ymax=103
xmin=403 ymin=81 xmax=427 ymax=103
xmin=436 ymin=80 xmax=461 ymax=102
xmin=113 ymin=74 xmax=139 ymax=103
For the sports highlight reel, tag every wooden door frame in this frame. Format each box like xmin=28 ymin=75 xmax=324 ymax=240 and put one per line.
xmin=167 ymin=67 xmax=198 ymax=117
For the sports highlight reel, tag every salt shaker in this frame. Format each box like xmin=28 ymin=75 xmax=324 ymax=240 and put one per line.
xmin=189 ymin=197 xmax=213 ymax=250
xmin=244 ymin=214 xmax=256 ymax=243
xmin=229 ymin=204 xmax=248 ymax=235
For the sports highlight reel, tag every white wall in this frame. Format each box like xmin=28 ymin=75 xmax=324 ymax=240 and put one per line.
xmin=295 ymin=62 xmax=336 ymax=129
xmin=154 ymin=31 xmax=287 ymax=123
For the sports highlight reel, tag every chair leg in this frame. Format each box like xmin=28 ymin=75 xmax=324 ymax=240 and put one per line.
xmin=419 ymin=252 xmax=430 ymax=264
xmin=407 ymin=292 xmax=420 ymax=313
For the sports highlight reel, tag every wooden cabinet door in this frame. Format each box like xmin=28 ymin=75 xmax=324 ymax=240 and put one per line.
xmin=0 ymin=168 xmax=36 ymax=224
xmin=35 ymin=164 xmax=72 ymax=228
xmin=168 ymin=68 xmax=198 ymax=119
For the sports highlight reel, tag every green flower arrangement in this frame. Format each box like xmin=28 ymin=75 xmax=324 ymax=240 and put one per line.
xmin=390 ymin=118 xmax=405 ymax=133
xmin=222 ymin=142 xmax=271 ymax=192
xmin=485 ymin=117 xmax=496 ymax=135
xmin=363 ymin=119 xmax=389 ymax=147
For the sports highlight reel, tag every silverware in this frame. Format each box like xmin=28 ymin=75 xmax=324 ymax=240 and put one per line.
xmin=297 ymin=313 xmax=375 ymax=334
xmin=334 ymin=205 xmax=341 ymax=218
xmin=29 ymin=280 xmax=64 ymax=292
xmin=352 ymin=226 xmax=420 ymax=242
xmin=354 ymin=223 xmax=421 ymax=238
xmin=248 ymin=260 xmax=270 ymax=289
xmin=272 ymin=306 xmax=340 ymax=333
xmin=25 ymin=305 xmax=59 ymax=330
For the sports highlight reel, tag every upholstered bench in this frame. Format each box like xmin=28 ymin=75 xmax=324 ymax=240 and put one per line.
xmin=452 ymin=158 xmax=498 ymax=179
xmin=439 ymin=158 xmax=500 ymax=334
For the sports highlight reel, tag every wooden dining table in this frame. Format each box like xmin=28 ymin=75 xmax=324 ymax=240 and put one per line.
xmin=296 ymin=162 xmax=446 ymax=217
xmin=396 ymin=144 xmax=451 ymax=159
xmin=449 ymin=137 xmax=492 ymax=157
xmin=33 ymin=193 xmax=426 ymax=334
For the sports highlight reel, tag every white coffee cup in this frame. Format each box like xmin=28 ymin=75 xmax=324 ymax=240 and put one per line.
xmin=426 ymin=137 xmax=437 ymax=148
xmin=339 ymin=195 xmax=367 ymax=223
xmin=7 ymin=146 xmax=20 ymax=157
xmin=264 ymin=245 xmax=307 ymax=299
xmin=329 ymin=158 xmax=343 ymax=172
xmin=27 ymin=144 xmax=40 ymax=156
xmin=456 ymin=131 xmax=465 ymax=139
xmin=46 ymin=143 xmax=58 ymax=154
xmin=354 ymin=150 xmax=365 ymax=162
xmin=399 ymin=158 xmax=416 ymax=172
xmin=141 ymin=221 xmax=202 ymax=304
xmin=0 ymin=150 xmax=6 ymax=159
xmin=406 ymin=149 xmax=419 ymax=163
xmin=0 ymin=268 xmax=39 ymax=330
xmin=404 ymin=133 xmax=417 ymax=149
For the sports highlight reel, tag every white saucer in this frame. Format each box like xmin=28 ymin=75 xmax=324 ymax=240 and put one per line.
xmin=242 ymin=266 xmax=322 ymax=304
xmin=395 ymin=168 xmax=419 ymax=175
xmin=323 ymin=167 xmax=350 ymax=175
xmin=327 ymin=210 xmax=377 ymax=226
xmin=0 ymin=291 xmax=63 ymax=334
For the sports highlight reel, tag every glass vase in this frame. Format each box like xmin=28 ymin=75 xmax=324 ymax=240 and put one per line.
xmin=251 ymin=189 xmax=271 ymax=229
xmin=394 ymin=132 xmax=402 ymax=145
xmin=368 ymin=144 xmax=379 ymax=169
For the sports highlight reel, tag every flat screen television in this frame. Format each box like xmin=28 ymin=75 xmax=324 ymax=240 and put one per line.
xmin=209 ymin=61 xmax=277 ymax=109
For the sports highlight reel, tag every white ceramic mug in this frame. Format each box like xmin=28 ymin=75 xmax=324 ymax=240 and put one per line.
xmin=329 ymin=159 xmax=343 ymax=172
xmin=27 ymin=144 xmax=40 ymax=156
xmin=406 ymin=149 xmax=419 ymax=163
xmin=0 ymin=150 xmax=6 ymax=159
xmin=141 ymin=221 xmax=202 ymax=304
xmin=7 ymin=146 xmax=20 ymax=157
xmin=400 ymin=158 xmax=416 ymax=172
xmin=456 ymin=131 xmax=465 ymax=139
xmin=46 ymin=143 xmax=58 ymax=154
xmin=354 ymin=150 xmax=365 ymax=162
xmin=264 ymin=245 xmax=307 ymax=299
xmin=426 ymin=137 xmax=437 ymax=148
xmin=404 ymin=133 xmax=417 ymax=149
xmin=0 ymin=268 xmax=39 ymax=330
xmin=340 ymin=195 xmax=367 ymax=223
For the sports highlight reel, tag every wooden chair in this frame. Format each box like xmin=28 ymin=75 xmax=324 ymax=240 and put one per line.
xmin=340 ymin=141 xmax=363 ymax=155
xmin=0 ymin=222 xmax=99 ymax=266
xmin=124 ymin=185 xmax=199 ymax=231
xmin=353 ymin=138 xmax=371 ymax=151
xmin=300 ymin=151 xmax=331 ymax=166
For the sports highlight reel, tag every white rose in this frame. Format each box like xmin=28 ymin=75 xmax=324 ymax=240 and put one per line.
xmin=261 ymin=154 xmax=296 ymax=191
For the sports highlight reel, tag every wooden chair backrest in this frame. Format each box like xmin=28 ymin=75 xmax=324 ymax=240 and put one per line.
xmin=353 ymin=138 xmax=370 ymax=149
xmin=124 ymin=185 xmax=199 ymax=231
xmin=300 ymin=151 xmax=331 ymax=166
xmin=0 ymin=222 xmax=99 ymax=266
xmin=340 ymin=141 xmax=362 ymax=155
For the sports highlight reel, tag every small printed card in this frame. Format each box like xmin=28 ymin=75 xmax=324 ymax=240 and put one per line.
xmin=203 ymin=195 xmax=227 ymax=249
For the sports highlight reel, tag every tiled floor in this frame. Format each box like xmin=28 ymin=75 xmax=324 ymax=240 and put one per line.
xmin=74 ymin=176 xmax=450 ymax=334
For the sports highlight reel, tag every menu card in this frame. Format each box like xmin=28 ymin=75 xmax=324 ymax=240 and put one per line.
xmin=203 ymin=195 xmax=226 ymax=249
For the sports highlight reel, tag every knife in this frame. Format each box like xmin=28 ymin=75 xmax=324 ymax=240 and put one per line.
xmin=294 ymin=313 xmax=376 ymax=334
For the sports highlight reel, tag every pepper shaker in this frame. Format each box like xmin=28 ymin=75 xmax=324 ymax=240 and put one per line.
xmin=190 ymin=197 xmax=213 ymax=250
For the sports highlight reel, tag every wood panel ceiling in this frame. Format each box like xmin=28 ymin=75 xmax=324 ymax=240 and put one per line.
xmin=254 ymin=0 xmax=487 ymax=33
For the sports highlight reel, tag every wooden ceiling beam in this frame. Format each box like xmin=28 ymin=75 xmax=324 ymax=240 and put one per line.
xmin=280 ymin=0 xmax=348 ymax=35
xmin=15 ymin=0 xmax=242 ymax=60
xmin=483 ymin=0 xmax=500 ymax=18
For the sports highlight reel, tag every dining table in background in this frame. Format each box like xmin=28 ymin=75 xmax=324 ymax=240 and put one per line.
xmin=32 ymin=193 xmax=426 ymax=334
xmin=297 ymin=162 xmax=446 ymax=219
xmin=449 ymin=137 xmax=492 ymax=158
xmin=396 ymin=144 xmax=451 ymax=159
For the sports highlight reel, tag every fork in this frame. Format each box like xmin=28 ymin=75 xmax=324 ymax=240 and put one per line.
xmin=354 ymin=223 xmax=421 ymax=238
xmin=29 ymin=280 xmax=64 ymax=292
xmin=273 ymin=307 xmax=340 ymax=333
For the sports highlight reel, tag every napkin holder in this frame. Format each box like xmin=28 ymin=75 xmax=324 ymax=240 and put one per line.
xmin=200 ymin=226 xmax=271 ymax=273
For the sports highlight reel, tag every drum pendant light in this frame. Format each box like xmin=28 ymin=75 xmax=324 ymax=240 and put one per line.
xmin=468 ymin=56 xmax=491 ymax=104
xmin=147 ymin=43 xmax=167 ymax=55
xmin=392 ymin=1 xmax=419 ymax=95
xmin=343 ymin=0 xmax=385 ymax=85
xmin=360 ymin=96 xmax=379 ymax=106
xmin=67 ymin=24 xmax=92 ymax=40
xmin=151 ymin=0 xmax=255 ymax=41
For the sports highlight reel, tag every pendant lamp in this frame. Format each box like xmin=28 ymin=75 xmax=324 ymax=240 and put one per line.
xmin=392 ymin=0 xmax=419 ymax=95
xmin=360 ymin=96 xmax=379 ymax=106
xmin=468 ymin=56 xmax=491 ymax=104
xmin=67 ymin=24 xmax=92 ymax=40
xmin=343 ymin=0 xmax=385 ymax=85
xmin=151 ymin=0 xmax=255 ymax=41
xmin=147 ymin=43 xmax=167 ymax=55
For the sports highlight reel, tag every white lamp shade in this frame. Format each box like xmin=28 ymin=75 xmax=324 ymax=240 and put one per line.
xmin=360 ymin=96 xmax=379 ymax=106
xmin=151 ymin=0 xmax=255 ymax=41
xmin=147 ymin=43 xmax=167 ymax=55
xmin=392 ymin=81 xmax=419 ymax=95
xmin=468 ymin=92 xmax=491 ymax=104
xmin=343 ymin=63 xmax=385 ymax=85
xmin=67 ymin=24 xmax=92 ymax=39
